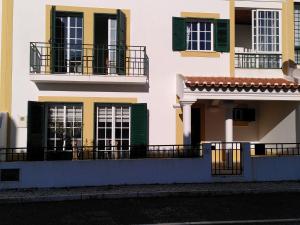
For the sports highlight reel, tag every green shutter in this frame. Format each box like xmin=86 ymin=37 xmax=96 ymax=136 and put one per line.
xmin=27 ymin=101 xmax=45 ymax=161
xmin=172 ymin=17 xmax=186 ymax=51
xmin=117 ymin=9 xmax=126 ymax=75
xmin=131 ymin=103 xmax=148 ymax=146
xmin=50 ymin=6 xmax=56 ymax=73
xmin=214 ymin=19 xmax=230 ymax=52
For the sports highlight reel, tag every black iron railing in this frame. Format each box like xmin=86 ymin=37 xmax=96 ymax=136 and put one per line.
xmin=235 ymin=53 xmax=282 ymax=69
xmin=211 ymin=142 xmax=243 ymax=176
xmin=251 ymin=143 xmax=300 ymax=156
xmin=30 ymin=42 xmax=148 ymax=76
xmin=0 ymin=145 xmax=203 ymax=162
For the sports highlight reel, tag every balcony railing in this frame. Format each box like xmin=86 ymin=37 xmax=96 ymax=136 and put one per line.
xmin=0 ymin=145 xmax=203 ymax=162
xmin=235 ymin=47 xmax=282 ymax=69
xmin=235 ymin=52 xmax=282 ymax=69
xmin=30 ymin=42 xmax=148 ymax=76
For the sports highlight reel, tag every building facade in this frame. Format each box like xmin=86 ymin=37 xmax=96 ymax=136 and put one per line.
xmin=1 ymin=0 xmax=300 ymax=159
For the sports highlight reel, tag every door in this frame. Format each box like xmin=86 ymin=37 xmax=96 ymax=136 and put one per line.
xmin=191 ymin=107 xmax=201 ymax=146
xmin=53 ymin=12 xmax=83 ymax=73
xmin=94 ymin=14 xmax=117 ymax=75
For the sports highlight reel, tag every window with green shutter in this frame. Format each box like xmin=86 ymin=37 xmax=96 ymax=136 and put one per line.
xmin=172 ymin=17 xmax=187 ymax=51
xmin=214 ymin=19 xmax=230 ymax=52
xmin=130 ymin=103 xmax=148 ymax=146
xmin=172 ymin=17 xmax=230 ymax=53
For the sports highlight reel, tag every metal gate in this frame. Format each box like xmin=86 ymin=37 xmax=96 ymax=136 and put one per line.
xmin=211 ymin=142 xmax=243 ymax=175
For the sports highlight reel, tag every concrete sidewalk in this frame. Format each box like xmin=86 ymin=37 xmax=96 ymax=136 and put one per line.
xmin=1 ymin=181 xmax=300 ymax=204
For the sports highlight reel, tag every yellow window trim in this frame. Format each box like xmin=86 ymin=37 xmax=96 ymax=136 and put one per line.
xmin=180 ymin=51 xmax=220 ymax=58
xmin=180 ymin=12 xmax=220 ymax=19
xmin=179 ymin=11 xmax=221 ymax=58
xmin=39 ymin=96 xmax=137 ymax=146
xmin=46 ymin=5 xmax=130 ymax=46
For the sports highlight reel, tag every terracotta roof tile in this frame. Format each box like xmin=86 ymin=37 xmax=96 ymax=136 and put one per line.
xmin=184 ymin=77 xmax=299 ymax=89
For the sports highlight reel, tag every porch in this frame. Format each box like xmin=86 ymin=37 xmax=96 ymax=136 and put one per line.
xmin=176 ymin=75 xmax=300 ymax=146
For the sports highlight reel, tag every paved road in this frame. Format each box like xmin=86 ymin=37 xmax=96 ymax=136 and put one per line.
xmin=1 ymin=193 xmax=300 ymax=225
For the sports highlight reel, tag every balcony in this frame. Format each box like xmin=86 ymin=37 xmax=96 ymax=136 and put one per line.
xmin=29 ymin=42 xmax=148 ymax=85
xmin=235 ymin=48 xmax=282 ymax=69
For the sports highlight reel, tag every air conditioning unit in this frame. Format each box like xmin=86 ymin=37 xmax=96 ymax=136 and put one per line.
xmin=233 ymin=108 xmax=255 ymax=122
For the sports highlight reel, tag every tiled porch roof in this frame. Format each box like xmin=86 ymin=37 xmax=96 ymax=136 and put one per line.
xmin=184 ymin=77 xmax=299 ymax=90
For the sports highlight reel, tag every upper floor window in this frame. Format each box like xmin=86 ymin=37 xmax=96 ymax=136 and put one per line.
xmin=186 ymin=20 xmax=213 ymax=51
xmin=172 ymin=17 xmax=229 ymax=53
xmin=252 ymin=10 xmax=280 ymax=53
xmin=295 ymin=3 xmax=300 ymax=64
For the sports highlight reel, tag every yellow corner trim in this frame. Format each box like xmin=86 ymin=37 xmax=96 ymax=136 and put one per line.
xmin=180 ymin=12 xmax=220 ymax=19
xmin=180 ymin=51 xmax=220 ymax=58
xmin=0 ymin=0 xmax=13 ymax=113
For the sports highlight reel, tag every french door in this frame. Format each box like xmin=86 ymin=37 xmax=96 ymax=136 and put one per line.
xmin=55 ymin=13 xmax=83 ymax=73
xmin=96 ymin=105 xmax=130 ymax=158
xmin=47 ymin=104 xmax=83 ymax=150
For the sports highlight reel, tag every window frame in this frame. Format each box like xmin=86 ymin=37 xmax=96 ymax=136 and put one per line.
xmin=94 ymin=103 xmax=131 ymax=151
xmin=252 ymin=9 xmax=281 ymax=54
xmin=186 ymin=19 xmax=214 ymax=52
xmin=45 ymin=102 xmax=83 ymax=150
xmin=294 ymin=3 xmax=300 ymax=64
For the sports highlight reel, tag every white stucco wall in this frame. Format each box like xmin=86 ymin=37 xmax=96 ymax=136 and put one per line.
xmin=9 ymin=0 xmax=231 ymax=147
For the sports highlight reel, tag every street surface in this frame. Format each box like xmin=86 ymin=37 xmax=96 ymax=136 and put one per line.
xmin=0 ymin=193 xmax=300 ymax=225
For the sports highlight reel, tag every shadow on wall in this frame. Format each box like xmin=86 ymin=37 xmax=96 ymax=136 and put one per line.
xmin=35 ymin=83 xmax=150 ymax=93
xmin=8 ymin=114 xmax=17 ymax=148
xmin=258 ymin=101 xmax=299 ymax=142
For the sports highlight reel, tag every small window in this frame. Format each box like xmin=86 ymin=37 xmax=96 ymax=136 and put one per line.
xmin=186 ymin=20 xmax=213 ymax=51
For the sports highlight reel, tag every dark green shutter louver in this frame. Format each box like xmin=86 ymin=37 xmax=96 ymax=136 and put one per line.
xmin=117 ymin=9 xmax=126 ymax=75
xmin=27 ymin=101 xmax=45 ymax=161
xmin=172 ymin=17 xmax=186 ymax=51
xmin=50 ymin=6 xmax=56 ymax=73
xmin=214 ymin=19 xmax=230 ymax=52
xmin=131 ymin=103 xmax=148 ymax=146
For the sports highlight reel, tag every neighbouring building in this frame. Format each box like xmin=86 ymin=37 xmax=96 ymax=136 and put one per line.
xmin=0 ymin=0 xmax=300 ymax=160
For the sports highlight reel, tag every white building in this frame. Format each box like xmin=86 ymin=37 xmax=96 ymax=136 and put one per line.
xmin=0 ymin=0 xmax=300 ymax=159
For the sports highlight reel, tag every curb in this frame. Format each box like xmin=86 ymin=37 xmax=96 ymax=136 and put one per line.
xmin=1 ymin=187 xmax=300 ymax=204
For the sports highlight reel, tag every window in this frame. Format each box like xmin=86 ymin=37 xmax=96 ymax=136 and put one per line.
xmin=96 ymin=105 xmax=131 ymax=151
xmin=54 ymin=12 xmax=83 ymax=73
xmin=96 ymin=105 xmax=131 ymax=159
xmin=172 ymin=17 xmax=229 ymax=52
xmin=252 ymin=10 xmax=280 ymax=53
xmin=47 ymin=104 xmax=83 ymax=150
xmin=186 ymin=21 xmax=213 ymax=51
xmin=295 ymin=4 xmax=300 ymax=64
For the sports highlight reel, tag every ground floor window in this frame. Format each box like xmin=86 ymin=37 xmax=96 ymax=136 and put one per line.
xmin=47 ymin=104 xmax=83 ymax=149
xmin=96 ymin=105 xmax=130 ymax=151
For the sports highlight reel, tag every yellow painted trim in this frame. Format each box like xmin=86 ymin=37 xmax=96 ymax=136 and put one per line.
xmin=0 ymin=0 xmax=13 ymax=113
xmin=179 ymin=11 xmax=221 ymax=58
xmin=181 ymin=12 xmax=220 ymax=19
xmin=230 ymin=0 xmax=235 ymax=77
xmin=176 ymin=96 xmax=183 ymax=145
xmin=38 ymin=96 xmax=137 ymax=146
xmin=45 ymin=5 xmax=131 ymax=74
xmin=1 ymin=0 xmax=13 ymax=146
xmin=180 ymin=51 xmax=220 ymax=58
xmin=282 ymin=0 xmax=295 ymax=63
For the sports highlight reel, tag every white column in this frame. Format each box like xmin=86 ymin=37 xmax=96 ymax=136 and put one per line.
xmin=224 ymin=101 xmax=234 ymax=143
xmin=181 ymin=101 xmax=194 ymax=145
